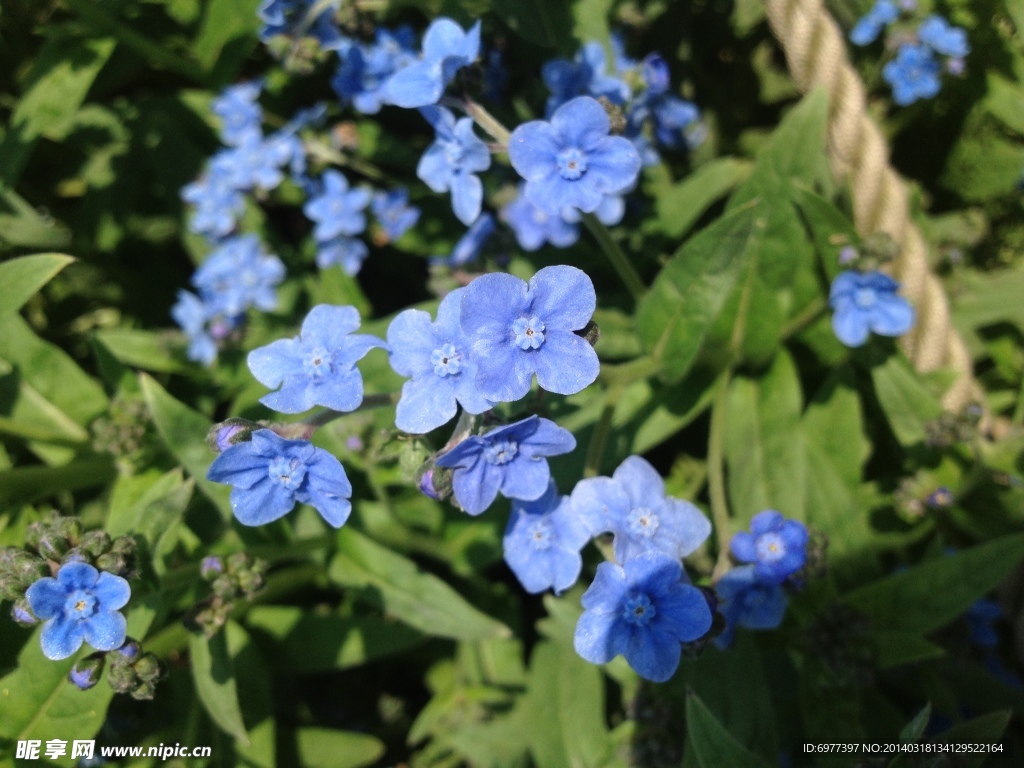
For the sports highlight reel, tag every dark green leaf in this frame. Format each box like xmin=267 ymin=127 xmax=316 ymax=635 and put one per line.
xmin=931 ymin=711 xmax=1010 ymax=768
xmin=0 ymin=253 xmax=73 ymax=318
xmin=844 ymin=533 xmax=1024 ymax=634
xmin=654 ymin=158 xmax=752 ymax=239
xmin=328 ymin=528 xmax=511 ymax=641
xmin=492 ymin=0 xmax=574 ymax=49
xmin=869 ymin=351 xmax=944 ymax=447
xmin=93 ymin=328 xmax=189 ymax=373
xmin=874 ymin=631 xmax=945 ymax=670
xmin=189 ymin=628 xmax=249 ymax=745
xmin=899 ymin=703 xmax=931 ymax=743
xmin=686 ymin=691 xmax=772 ymax=768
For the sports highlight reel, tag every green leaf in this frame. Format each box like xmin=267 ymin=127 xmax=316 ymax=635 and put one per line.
xmin=686 ymin=691 xmax=772 ymax=768
xmin=931 ymin=711 xmax=1010 ymax=768
xmin=0 ymin=187 xmax=72 ymax=250
xmin=245 ymin=606 xmax=425 ymax=673
xmin=874 ymin=631 xmax=945 ymax=670
xmin=295 ymin=728 xmax=385 ymax=768
xmin=986 ymin=72 xmax=1024 ymax=134
xmin=328 ymin=528 xmax=510 ymax=641
xmin=189 ymin=628 xmax=250 ymax=746
xmin=654 ymin=158 xmax=752 ymax=239
xmin=0 ymin=456 xmax=117 ymax=507
xmin=523 ymin=641 xmax=608 ymax=768
xmin=228 ymin=621 xmax=276 ymax=768
xmin=637 ymin=203 xmax=763 ymax=383
xmin=899 ymin=703 xmax=931 ymax=743
xmin=868 ymin=351 xmax=943 ymax=447
xmin=724 ymin=350 xmax=806 ymax=523
xmin=193 ymin=0 xmax=261 ymax=83
xmin=105 ymin=468 xmax=193 ymax=562
xmin=139 ymin=373 xmax=231 ymax=516
xmin=0 ymin=253 xmax=73 ymax=318
xmin=844 ymin=533 xmax=1024 ymax=634
xmin=492 ymin=0 xmax=575 ymax=49
xmin=93 ymin=328 xmax=189 ymax=373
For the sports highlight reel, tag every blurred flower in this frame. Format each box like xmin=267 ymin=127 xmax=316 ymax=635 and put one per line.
xmin=917 ymin=16 xmax=969 ymax=58
xmin=372 ymin=188 xmax=420 ymax=242
xmin=315 ymin=236 xmax=370 ymax=275
xmin=386 ymin=18 xmax=481 ymax=108
xmin=509 ymin=96 xmax=641 ymax=217
xmin=171 ymin=290 xmax=221 ymax=366
xmin=332 ymin=27 xmax=417 ymax=114
xmin=849 ymin=0 xmax=899 ymax=46
xmin=730 ymin=510 xmax=809 ymax=584
xmin=829 ymin=270 xmax=915 ymax=347
xmin=542 ymin=42 xmax=632 ymax=116
xmin=965 ymin=599 xmax=1001 ymax=649
xmin=713 ymin=565 xmax=788 ymax=649
xmin=502 ymin=189 xmax=580 ymax=251
xmin=574 ymin=552 xmax=713 ymax=681
xmin=181 ymin=157 xmax=245 ymax=239
xmin=258 ymin=0 xmax=347 ymax=49
xmin=192 ymin=234 xmax=285 ymax=318
xmin=247 ymin=304 xmax=385 ymax=413
xmin=459 ymin=265 xmax=600 ymax=402
xmin=387 ymin=287 xmax=493 ymax=434
xmin=883 ymin=44 xmax=942 ymax=105
xmin=417 ymin=105 xmax=491 ymax=225
xmin=303 ymin=170 xmax=370 ymax=241
xmin=435 ymin=415 xmax=576 ymax=515
xmin=212 ymin=81 xmax=263 ymax=145
xmin=503 ymin=481 xmax=590 ymax=594
xmin=570 ymin=455 xmax=712 ymax=563
xmin=26 ymin=562 xmax=130 ymax=660
xmin=207 ymin=429 xmax=352 ymax=527
xmin=445 ymin=212 xmax=496 ymax=267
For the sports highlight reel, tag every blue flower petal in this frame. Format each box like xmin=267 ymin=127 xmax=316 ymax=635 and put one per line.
xmin=83 ymin=610 xmax=127 ymax=652
xmin=574 ymin=603 xmax=630 ymax=664
xmin=587 ymin=136 xmax=643 ymax=194
xmin=498 ymin=456 xmax=550 ymax=501
xmin=451 ymin=458 xmax=502 ymax=515
xmin=529 ymin=265 xmax=597 ymax=331
xmin=41 ymin=615 xmax=87 ymax=660
xmin=396 ymin=375 xmax=458 ymax=434
xmin=248 ymin=339 xmax=299 ymax=389
xmin=549 ymin=96 xmax=610 ymax=150
xmin=57 ymin=562 xmax=99 ymax=590
xmin=625 ymin=625 xmax=681 ymax=682
xmin=450 ymin=172 xmax=483 ymax=225
xmin=231 ymin=479 xmax=296 ymax=526
xmin=870 ymin=295 xmax=915 ymax=337
xmin=93 ymin=572 xmax=131 ymax=612
xmin=570 ymin=476 xmax=630 ymax=537
xmin=832 ymin=305 xmax=871 ymax=347
xmin=387 ymin=309 xmax=438 ymax=377
xmin=25 ymin=578 xmax=66 ymax=619
xmin=387 ymin=60 xmax=445 ymax=108
xmin=508 ymin=122 xmax=563 ymax=180
xmin=208 ymin=443 xmax=269 ymax=490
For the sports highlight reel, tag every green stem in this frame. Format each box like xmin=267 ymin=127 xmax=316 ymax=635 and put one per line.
xmin=304 ymin=139 xmax=390 ymax=183
xmin=463 ymin=100 xmax=511 ymax=144
xmin=1013 ymin=372 xmax=1024 ymax=425
xmin=708 ymin=370 xmax=733 ymax=581
xmin=581 ymin=214 xmax=646 ymax=301
xmin=781 ymin=297 xmax=828 ymax=339
xmin=63 ymin=0 xmax=205 ymax=82
xmin=583 ymin=387 xmax=620 ymax=478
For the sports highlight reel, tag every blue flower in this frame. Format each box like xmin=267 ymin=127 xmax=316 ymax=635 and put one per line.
xmin=460 ymin=265 xmax=600 ymax=402
xmin=574 ymin=552 xmax=713 ymax=681
xmin=849 ymin=0 xmax=899 ymax=45
xmin=570 ymin=456 xmax=712 ymax=563
xmin=541 ymin=42 xmax=632 ymax=116
xmin=247 ymin=304 xmax=386 ymax=413
xmin=502 ymin=188 xmax=580 ymax=251
xmin=315 ymin=236 xmax=370 ymax=275
xmin=829 ymin=270 xmax=915 ymax=347
xmin=181 ymin=158 xmax=245 ymax=240
xmin=332 ymin=27 xmax=417 ymax=114
xmin=508 ymin=96 xmax=641 ymax=216
xmin=192 ymin=234 xmax=285 ymax=318
xmin=713 ymin=565 xmax=788 ymax=649
xmin=304 ymin=170 xmax=371 ymax=241
xmin=965 ymin=599 xmax=1001 ymax=649
xmin=561 ymin=193 xmax=626 ymax=227
xmin=25 ymin=562 xmax=130 ymax=660
xmin=212 ymin=81 xmax=263 ymax=146
xmin=218 ymin=130 xmax=296 ymax=191
xmin=503 ymin=480 xmax=590 ymax=594
xmin=416 ymin=106 xmax=491 ymax=225
xmin=434 ymin=415 xmax=576 ymax=515
xmin=387 ymin=287 xmax=494 ymax=434
xmin=371 ymin=188 xmax=420 ymax=242
xmin=171 ymin=290 xmax=220 ymax=366
xmin=207 ymin=428 xmax=352 ymax=527
xmin=444 ymin=213 xmax=496 ymax=267
xmin=729 ymin=510 xmax=809 ymax=584
xmin=883 ymin=43 xmax=942 ymax=105
xmin=917 ymin=15 xmax=969 ymax=58
xmin=386 ymin=18 xmax=481 ymax=108
xmin=258 ymin=0 xmax=347 ymax=49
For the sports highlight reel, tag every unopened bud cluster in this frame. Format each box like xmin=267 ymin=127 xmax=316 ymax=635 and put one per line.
xmin=91 ymin=395 xmax=153 ymax=470
xmin=107 ymin=639 xmax=163 ymax=700
xmin=189 ymin=553 xmax=267 ymax=637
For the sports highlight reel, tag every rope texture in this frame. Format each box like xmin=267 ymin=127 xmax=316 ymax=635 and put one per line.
xmin=764 ymin=0 xmax=978 ymax=410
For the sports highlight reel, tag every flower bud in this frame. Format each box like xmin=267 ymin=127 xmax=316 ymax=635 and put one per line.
xmin=57 ymin=516 xmax=82 ymax=544
xmin=69 ymin=653 xmax=105 ymax=691
xmin=11 ymin=599 xmax=38 ymax=627
xmin=201 ymin=556 xmax=225 ymax=580
xmin=236 ymin=568 xmax=265 ymax=597
xmin=133 ymin=653 xmax=162 ymax=682
xmin=418 ymin=469 xmax=441 ymax=500
xmin=107 ymin=661 xmax=135 ymax=694
xmin=226 ymin=552 xmax=250 ymax=574
xmin=62 ymin=549 xmax=89 ymax=566
xmin=206 ymin=418 xmax=258 ymax=453
xmin=80 ymin=530 xmax=112 ymax=558
xmin=37 ymin=534 xmax=70 ymax=562
xmin=96 ymin=552 xmax=128 ymax=577
xmin=115 ymin=639 xmax=141 ymax=661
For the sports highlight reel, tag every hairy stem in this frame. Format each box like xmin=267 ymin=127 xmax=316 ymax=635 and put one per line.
xmin=708 ymin=370 xmax=733 ymax=581
xmin=583 ymin=387 xmax=620 ymax=478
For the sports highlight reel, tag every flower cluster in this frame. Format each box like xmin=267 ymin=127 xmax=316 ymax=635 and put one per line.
xmin=714 ymin=510 xmax=809 ymax=648
xmin=849 ymin=2 xmax=969 ymax=105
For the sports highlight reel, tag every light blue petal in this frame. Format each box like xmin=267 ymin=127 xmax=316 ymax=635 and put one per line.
xmin=526 ymin=171 xmax=604 ymax=215
xmin=93 ymin=572 xmax=131 ymax=612
xmin=231 ymin=480 xmax=295 ymax=526
xmin=452 ymin=461 xmax=502 ymax=516
xmin=657 ymin=498 xmax=712 ymax=557
xmin=832 ymin=306 xmax=871 ymax=347
xmin=508 ymin=122 xmax=562 ymax=181
xmin=521 ymin=418 xmax=576 ymax=458
xmin=730 ymin=531 xmax=757 ymax=562
xmin=625 ymin=625 xmax=681 ymax=682
xmin=574 ymin=607 xmax=631 ymax=665
xmin=529 ymin=265 xmax=597 ymax=331
xmin=248 ymin=338 xmax=299 ymax=388
xmin=207 ymin=443 xmax=268 ymax=490
xmin=302 ymin=304 xmax=361 ymax=347
xmin=451 ymin=173 xmax=483 ymax=226
xmin=474 ymin=343 xmax=535 ymax=403
xmin=586 ymin=136 xmax=642 ymax=194
xmin=395 ymin=375 xmax=458 ymax=434
xmin=656 ymin=586 xmax=712 ymax=642
xmin=417 ymin=142 xmax=454 ymax=193
xmin=613 ymin=455 xmax=666 ymax=510
xmin=313 ymin=368 xmax=365 ymax=413
xmin=83 ymin=610 xmax=127 ymax=652
xmin=870 ymin=295 xmax=915 ymax=337
xmin=260 ymin=378 xmax=318 ymax=414
xmin=40 ymin=615 xmax=86 ymax=660
xmin=532 ymin=331 xmax=600 ymax=395
xmin=387 ymin=61 xmax=444 ymax=108
xmin=570 ymin=476 xmax=630 ymax=537
xmin=549 ymin=96 xmax=610 ymax=151
xmin=421 ymin=18 xmax=468 ymax=60
xmin=387 ymin=309 xmax=438 ymax=377
xmin=303 ymin=451 xmax=353 ymax=528
xmin=498 ymin=457 xmax=551 ymax=501
xmin=25 ymin=578 xmax=66 ymax=620
xmin=57 ymin=562 xmax=99 ymax=590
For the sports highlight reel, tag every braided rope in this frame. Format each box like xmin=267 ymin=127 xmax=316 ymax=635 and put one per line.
xmin=764 ymin=0 xmax=977 ymax=410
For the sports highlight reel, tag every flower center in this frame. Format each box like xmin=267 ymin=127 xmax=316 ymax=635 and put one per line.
xmin=622 ymin=593 xmax=657 ymax=626
xmin=304 ymin=346 xmax=332 ymax=377
xmin=557 ymin=148 xmax=588 ymax=180
xmin=853 ymin=288 xmax=876 ymax=308
xmin=444 ymin=139 xmax=466 ymax=167
xmin=512 ymin=316 xmax=545 ymax=350
xmin=484 ymin=439 xmax=519 ymax=465
xmin=268 ymin=455 xmax=306 ymax=490
xmin=755 ymin=533 xmax=786 ymax=563
xmin=627 ymin=507 xmax=660 ymax=538
xmin=527 ymin=519 xmax=553 ymax=550
xmin=430 ymin=343 xmax=462 ymax=377
xmin=68 ymin=591 xmax=97 ymax=620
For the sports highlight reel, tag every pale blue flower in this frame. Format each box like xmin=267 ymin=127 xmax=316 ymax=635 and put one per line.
xmin=417 ymin=105 xmax=491 ymax=225
xmin=386 ymin=18 xmax=481 ymax=108
xmin=829 ymin=270 xmax=915 ymax=347
xmin=883 ymin=43 xmax=942 ymax=105
xmin=729 ymin=510 xmax=809 ymax=584
xmin=304 ymin=170 xmax=371 ymax=241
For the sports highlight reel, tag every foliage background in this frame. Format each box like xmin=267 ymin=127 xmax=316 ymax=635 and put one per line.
xmin=0 ymin=0 xmax=1023 ymax=766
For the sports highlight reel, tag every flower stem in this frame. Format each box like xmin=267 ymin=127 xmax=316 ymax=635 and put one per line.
xmin=286 ymin=393 xmax=399 ymax=438
xmin=781 ymin=297 xmax=828 ymax=339
xmin=463 ymin=99 xmax=511 ymax=145
xmin=443 ymin=408 xmax=477 ymax=451
xmin=583 ymin=387 xmax=620 ymax=478
xmin=708 ymin=370 xmax=734 ymax=581
xmin=581 ymin=214 xmax=646 ymax=301
xmin=304 ymin=138 xmax=390 ymax=183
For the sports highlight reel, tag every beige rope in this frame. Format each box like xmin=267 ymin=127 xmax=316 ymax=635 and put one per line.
xmin=764 ymin=0 xmax=978 ymax=411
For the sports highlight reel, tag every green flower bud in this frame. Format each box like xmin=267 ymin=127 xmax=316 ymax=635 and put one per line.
xmin=37 ymin=534 xmax=70 ymax=562
xmin=69 ymin=653 xmax=105 ymax=691
xmin=80 ymin=530 xmax=112 ymax=558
